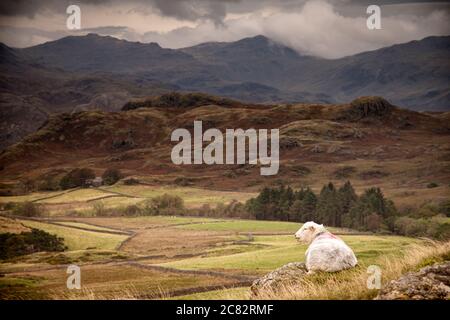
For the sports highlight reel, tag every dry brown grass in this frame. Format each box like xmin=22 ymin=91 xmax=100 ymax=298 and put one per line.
xmin=251 ymin=240 xmax=450 ymax=300
xmin=50 ymin=285 xmax=141 ymax=300
xmin=0 ymin=216 xmax=30 ymax=233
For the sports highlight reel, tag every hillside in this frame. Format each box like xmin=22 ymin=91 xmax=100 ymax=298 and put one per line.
xmin=0 ymin=94 xmax=449 ymax=211
xmin=1 ymin=34 xmax=449 ymax=149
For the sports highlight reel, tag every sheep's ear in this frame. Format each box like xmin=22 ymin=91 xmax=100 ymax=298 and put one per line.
xmin=309 ymin=225 xmax=315 ymax=231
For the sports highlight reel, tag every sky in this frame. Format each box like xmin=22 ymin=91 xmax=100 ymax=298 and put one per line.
xmin=0 ymin=0 xmax=449 ymax=58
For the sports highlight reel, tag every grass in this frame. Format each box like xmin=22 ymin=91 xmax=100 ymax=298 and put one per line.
xmin=177 ymin=220 xmax=300 ymax=233
xmin=0 ymin=216 xmax=30 ymax=233
xmin=158 ymin=235 xmax=420 ymax=273
xmin=171 ymin=287 xmax=250 ymax=300
xmin=20 ymin=220 xmax=127 ymax=251
xmin=177 ymin=219 xmax=353 ymax=234
xmin=251 ymin=240 xmax=450 ymax=300
xmin=9 ymin=264 xmax=238 ymax=300
xmin=0 ymin=192 xmax=56 ymax=203
xmin=71 ymin=215 xmax=225 ymax=230
xmin=1 ymin=215 xmax=447 ymax=300
xmin=104 ymin=185 xmax=255 ymax=207
xmin=36 ymin=189 xmax=115 ymax=204
xmin=50 ymin=221 xmax=123 ymax=233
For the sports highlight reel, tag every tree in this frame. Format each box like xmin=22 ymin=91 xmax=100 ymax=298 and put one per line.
xmin=316 ymin=182 xmax=343 ymax=226
xmin=102 ymin=168 xmax=123 ymax=186
xmin=289 ymin=188 xmax=318 ymax=222
xmin=348 ymin=187 xmax=396 ymax=230
xmin=60 ymin=168 xmax=95 ymax=189
xmin=338 ymin=181 xmax=358 ymax=227
xmin=143 ymin=194 xmax=185 ymax=215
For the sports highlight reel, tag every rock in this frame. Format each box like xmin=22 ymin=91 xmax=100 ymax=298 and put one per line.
xmin=353 ymin=129 xmax=364 ymax=139
xmin=327 ymin=145 xmax=341 ymax=154
xmin=348 ymin=96 xmax=394 ymax=119
xmin=376 ymin=262 xmax=450 ymax=300
xmin=251 ymin=262 xmax=307 ymax=296
xmin=371 ymin=146 xmax=385 ymax=155
xmin=279 ymin=136 xmax=302 ymax=150
xmin=311 ymin=145 xmax=324 ymax=153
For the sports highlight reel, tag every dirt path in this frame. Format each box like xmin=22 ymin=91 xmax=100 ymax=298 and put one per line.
xmin=11 ymin=216 xmax=133 ymax=236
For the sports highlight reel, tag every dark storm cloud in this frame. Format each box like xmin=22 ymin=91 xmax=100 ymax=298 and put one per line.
xmin=1 ymin=0 xmax=449 ymax=56
xmin=1 ymin=0 xmax=448 ymax=20
xmin=0 ymin=0 xmax=232 ymax=23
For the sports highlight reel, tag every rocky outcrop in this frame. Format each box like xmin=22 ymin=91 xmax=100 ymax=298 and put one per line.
xmin=343 ymin=96 xmax=394 ymax=121
xmin=376 ymin=262 xmax=450 ymax=300
xmin=250 ymin=262 xmax=307 ymax=296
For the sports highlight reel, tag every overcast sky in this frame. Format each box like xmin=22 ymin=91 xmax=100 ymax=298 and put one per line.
xmin=0 ymin=0 xmax=449 ymax=58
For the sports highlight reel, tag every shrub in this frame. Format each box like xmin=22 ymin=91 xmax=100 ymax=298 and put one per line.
xmin=102 ymin=169 xmax=123 ymax=186
xmin=122 ymin=92 xmax=238 ymax=111
xmin=123 ymin=205 xmax=141 ymax=216
xmin=333 ymin=166 xmax=356 ymax=179
xmin=60 ymin=168 xmax=95 ymax=189
xmin=174 ymin=177 xmax=193 ymax=186
xmin=426 ymin=182 xmax=438 ymax=188
xmin=12 ymin=202 xmax=44 ymax=217
xmin=123 ymin=178 xmax=140 ymax=185
xmin=347 ymin=96 xmax=393 ymax=120
xmin=289 ymin=165 xmax=311 ymax=176
xmin=393 ymin=216 xmax=449 ymax=239
xmin=0 ymin=229 xmax=66 ymax=260
xmin=37 ymin=176 xmax=60 ymax=191
xmin=92 ymin=202 xmax=108 ymax=217
xmin=438 ymin=200 xmax=450 ymax=217
xmin=142 ymin=194 xmax=184 ymax=215
xmin=16 ymin=178 xmax=36 ymax=194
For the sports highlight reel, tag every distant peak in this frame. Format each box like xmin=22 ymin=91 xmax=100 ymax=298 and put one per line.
xmin=238 ymin=35 xmax=270 ymax=43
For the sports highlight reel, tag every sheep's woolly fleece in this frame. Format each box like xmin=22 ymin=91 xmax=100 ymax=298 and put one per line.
xmin=295 ymin=221 xmax=358 ymax=272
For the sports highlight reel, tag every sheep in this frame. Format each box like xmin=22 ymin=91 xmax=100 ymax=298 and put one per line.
xmin=295 ymin=221 xmax=357 ymax=273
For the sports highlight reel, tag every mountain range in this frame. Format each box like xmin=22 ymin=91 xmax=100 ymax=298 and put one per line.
xmin=0 ymin=33 xmax=449 ymax=149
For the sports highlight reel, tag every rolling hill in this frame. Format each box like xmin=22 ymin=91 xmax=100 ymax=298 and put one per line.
xmin=0 ymin=94 xmax=449 ymax=211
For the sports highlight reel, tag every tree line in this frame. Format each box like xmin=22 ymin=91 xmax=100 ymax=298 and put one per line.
xmin=245 ymin=181 xmax=396 ymax=232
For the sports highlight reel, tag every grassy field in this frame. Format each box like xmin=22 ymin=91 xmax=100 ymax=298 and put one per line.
xmin=104 ymin=185 xmax=254 ymax=202
xmin=0 ymin=185 xmax=256 ymax=215
xmin=0 ymin=186 xmax=448 ymax=302
xmin=49 ymin=221 xmax=124 ymax=232
xmin=177 ymin=219 xmax=354 ymax=234
xmin=158 ymin=234 xmax=419 ymax=273
xmin=21 ymin=220 xmax=127 ymax=251
xmin=1 ymin=214 xmax=441 ymax=300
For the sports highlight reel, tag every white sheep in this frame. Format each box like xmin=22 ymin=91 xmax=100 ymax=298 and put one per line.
xmin=295 ymin=221 xmax=357 ymax=273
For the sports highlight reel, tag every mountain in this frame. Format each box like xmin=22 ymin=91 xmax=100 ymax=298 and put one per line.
xmin=0 ymin=34 xmax=449 ymax=149
xmin=21 ymin=33 xmax=197 ymax=73
xmin=291 ymin=36 xmax=450 ymax=109
xmin=8 ymin=33 xmax=450 ymax=109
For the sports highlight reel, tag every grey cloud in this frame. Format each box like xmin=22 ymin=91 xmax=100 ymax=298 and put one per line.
xmin=1 ymin=0 xmax=449 ymax=58
xmin=1 ymin=1 xmax=448 ymax=18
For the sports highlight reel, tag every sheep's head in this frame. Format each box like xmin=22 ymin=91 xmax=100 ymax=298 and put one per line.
xmin=295 ymin=221 xmax=326 ymax=244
